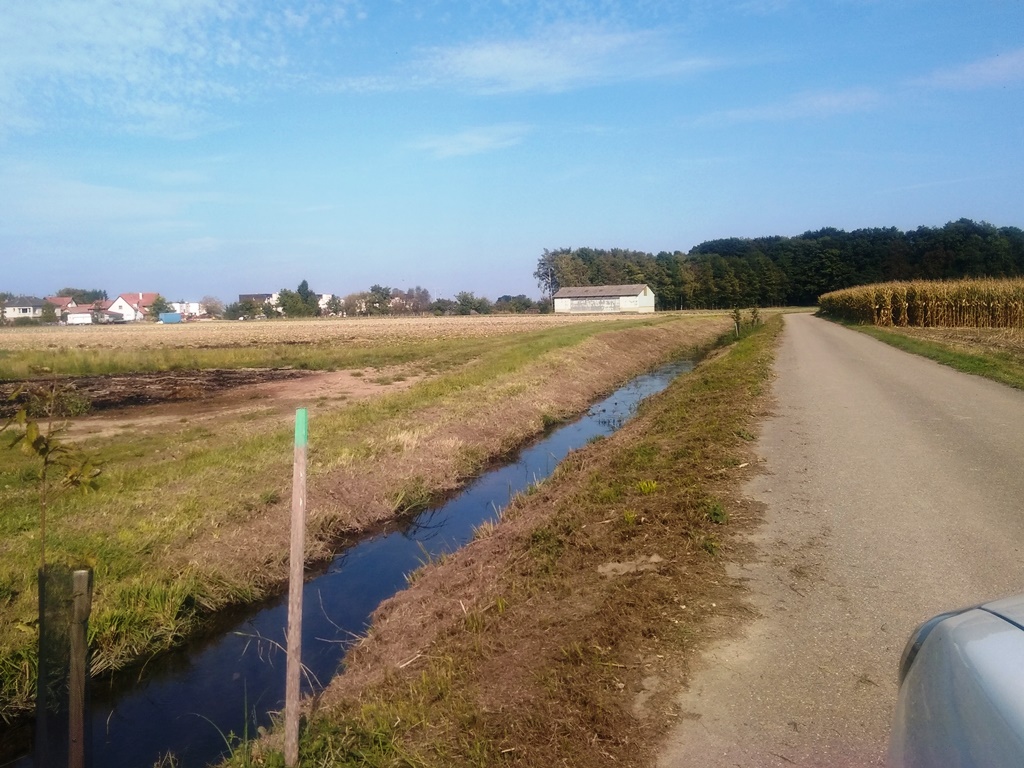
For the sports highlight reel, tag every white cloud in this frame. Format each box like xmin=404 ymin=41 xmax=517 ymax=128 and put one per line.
xmin=428 ymin=26 xmax=719 ymax=94
xmin=694 ymin=87 xmax=882 ymax=124
xmin=332 ymin=25 xmax=720 ymax=95
xmin=913 ymin=48 xmax=1024 ymax=90
xmin=411 ymin=124 xmax=532 ymax=158
xmin=0 ymin=0 xmax=362 ymax=136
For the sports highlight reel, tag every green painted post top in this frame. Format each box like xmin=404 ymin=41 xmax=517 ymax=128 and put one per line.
xmin=294 ymin=408 xmax=308 ymax=447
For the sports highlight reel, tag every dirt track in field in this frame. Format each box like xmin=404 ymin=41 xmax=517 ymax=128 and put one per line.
xmin=0 ymin=366 xmax=424 ymax=441
xmin=659 ymin=313 xmax=1024 ymax=767
xmin=0 ymin=368 xmax=306 ymax=412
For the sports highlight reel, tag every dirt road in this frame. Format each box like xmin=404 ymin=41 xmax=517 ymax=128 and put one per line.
xmin=659 ymin=313 xmax=1024 ymax=767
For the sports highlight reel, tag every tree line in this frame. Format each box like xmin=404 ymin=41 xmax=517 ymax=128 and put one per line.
xmin=223 ymin=281 xmax=544 ymax=320
xmin=534 ymin=219 xmax=1024 ymax=309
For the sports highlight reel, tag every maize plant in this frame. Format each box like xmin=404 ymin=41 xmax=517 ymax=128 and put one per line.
xmin=818 ymin=278 xmax=1024 ymax=328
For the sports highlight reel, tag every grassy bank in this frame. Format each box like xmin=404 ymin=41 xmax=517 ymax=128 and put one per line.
xmin=0 ymin=315 xmax=729 ymax=722
xmin=236 ymin=315 xmax=781 ymax=767
xmin=851 ymin=325 xmax=1024 ymax=391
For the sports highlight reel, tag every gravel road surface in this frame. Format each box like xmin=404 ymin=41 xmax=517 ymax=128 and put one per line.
xmin=658 ymin=313 xmax=1024 ymax=767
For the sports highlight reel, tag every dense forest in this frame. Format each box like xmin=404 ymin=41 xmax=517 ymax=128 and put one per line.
xmin=534 ymin=219 xmax=1024 ymax=309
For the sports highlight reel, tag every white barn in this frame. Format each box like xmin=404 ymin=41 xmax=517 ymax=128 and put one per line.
xmin=553 ymin=284 xmax=656 ymax=314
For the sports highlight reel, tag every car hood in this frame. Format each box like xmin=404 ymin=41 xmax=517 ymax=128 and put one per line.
xmin=982 ymin=594 xmax=1024 ymax=629
xmin=889 ymin=600 xmax=1024 ymax=767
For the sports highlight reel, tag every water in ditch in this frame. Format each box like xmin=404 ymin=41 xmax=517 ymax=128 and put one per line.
xmin=11 ymin=359 xmax=693 ymax=768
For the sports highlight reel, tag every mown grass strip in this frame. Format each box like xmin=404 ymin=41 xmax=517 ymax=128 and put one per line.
xmin=247 ymin=317 xmax=780 ymax=768
xmin=853 ymin=325 xmax=1024 ymax=390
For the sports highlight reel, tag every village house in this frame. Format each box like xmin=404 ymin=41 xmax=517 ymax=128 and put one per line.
xmin=1 ymin=296 xmax=46 ymax=322
xmin=64 ymin=300 xmax=124 ymax=325
xmin=108 ymin=293 xmax=160 ymax=322
xmin=45 ymin=296 xmax=78 ymax=316
xmin=169 ymin=301 xmax=203 ymax=317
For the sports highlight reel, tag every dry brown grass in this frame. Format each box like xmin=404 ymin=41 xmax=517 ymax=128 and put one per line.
xmin=0 ymin=314 xmax=657 ymax=352
xmin=0 ymin=313 xmax=733 ymax=722
xmin=262 ymin=317 xmax=781 ymax=768
xmin=893 ymin=326 xmax=1024 ymax=357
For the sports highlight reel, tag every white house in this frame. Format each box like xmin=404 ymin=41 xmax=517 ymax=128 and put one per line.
xmin=1 ymin=296 xmax=46 ymax=321
xmin=109 ymin=293 xmax=160 ymax=321
xmin=64 ymin=301 xmax=124 ymax=324
xmin=170 ymin=301 xmax=203 ymax=317
xmin=553 ymin=284 xmax=656 ymax=314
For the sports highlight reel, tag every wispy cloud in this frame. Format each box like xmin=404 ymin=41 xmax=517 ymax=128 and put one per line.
xmin=913 ymin=48 xmax=1024 ymax=90
xmin=334 ymin=25 xmax=721 ymax=95
xmin=693 ymin=87 xmax=882 ymax=125
xmin=411 ymin=124 xmax=532 ymax=158
xmin=423 ymin=26 xmax=717 ymax=94
xmin=0 ymin=0 xmax=361 ymax=136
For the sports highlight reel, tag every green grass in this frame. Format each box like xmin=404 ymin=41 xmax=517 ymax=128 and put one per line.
xmin=255 ymin=315 xmax=782 ymax=767
xmin=0 ymin=339 xmax=435 ymax=380
xmin=854 ymin=325 xmax=1024 ymax=390
xmin=0 ymin=315 xmax=703 ymax=721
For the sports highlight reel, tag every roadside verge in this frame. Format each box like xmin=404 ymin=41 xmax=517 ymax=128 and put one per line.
xmin=241 ymin=315 xmax=782 ymax=767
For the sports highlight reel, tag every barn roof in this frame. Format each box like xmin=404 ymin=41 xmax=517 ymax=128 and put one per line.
xmin=553 ymin=284 xmax=651 ymax=299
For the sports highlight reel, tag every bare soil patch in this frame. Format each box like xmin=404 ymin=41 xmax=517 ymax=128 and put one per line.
xmin=0 ymin=368 xmax=305 ymax=414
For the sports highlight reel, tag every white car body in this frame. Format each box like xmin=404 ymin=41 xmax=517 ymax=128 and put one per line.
xmin=889 ymin=594 xmax=1024 ymax=768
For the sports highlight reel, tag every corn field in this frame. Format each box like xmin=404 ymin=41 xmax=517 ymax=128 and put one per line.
xmin=818 ymin=279 xmax=1024 ymax=328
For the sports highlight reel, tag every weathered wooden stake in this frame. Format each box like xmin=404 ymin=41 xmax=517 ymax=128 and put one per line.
xmin=284 ymin=408 xmax=308 ymax=768
xmin=69 ymin=568 xmax=93 ymax=768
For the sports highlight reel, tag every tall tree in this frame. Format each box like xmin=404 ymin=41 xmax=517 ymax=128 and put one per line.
xmin=366 ymin=285 xmax=393 ymax=315
xmin=277 ymin=280 xmax=320 ymax=317
xmin=55 ymin=288 xmax=107 ymax=303
xmin=201 ymin=296 xmax=225 ymax=317
xmin=325 ymin=295 xmax=344 ymax=316
xmin=148 ymin=295 xmax=172 ymax=317
xmin=342 ymin=292 xmax=369 ymax=316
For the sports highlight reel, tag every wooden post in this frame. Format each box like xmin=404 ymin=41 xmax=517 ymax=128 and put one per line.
xmin=284 ymin=408 xmax=308 ymax=767
xmin=69 ymin=568 xmax=93 ymax=768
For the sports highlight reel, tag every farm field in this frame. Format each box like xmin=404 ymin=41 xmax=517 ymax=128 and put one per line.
xmin=0 ymin=314 xmax=666 ymax=378
xmin=0 ymin=312 xmax=733 ymax=722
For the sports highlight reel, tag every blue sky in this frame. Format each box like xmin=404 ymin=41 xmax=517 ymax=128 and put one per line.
xmin=1 ymin=0 xmax=1022 ymax=303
